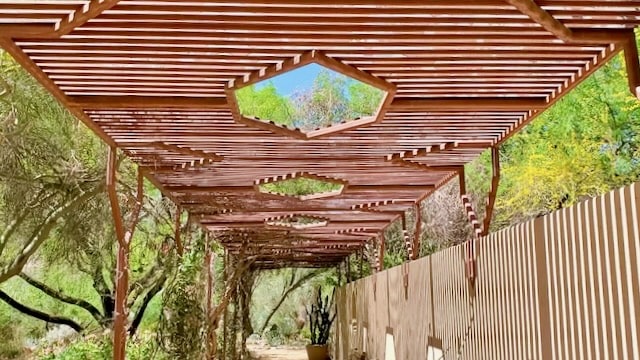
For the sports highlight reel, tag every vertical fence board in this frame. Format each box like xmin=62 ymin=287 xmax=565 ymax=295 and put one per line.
xmin=334 ymin=181 xmax=640 ymax=360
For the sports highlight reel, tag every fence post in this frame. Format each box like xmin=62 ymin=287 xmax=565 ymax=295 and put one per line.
xmin=533 ymin=217 xmax=553 ymax=359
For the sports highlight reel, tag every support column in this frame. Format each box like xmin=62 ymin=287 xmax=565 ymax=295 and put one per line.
xmin=174 ymin=205 xmax=184 ymax=256
xmin=205 ymin=233 xmax=216 ymax=360
xmin=413 ymin=202 xmax=422 ymax=260
xmin=624 ymin=33 xmax=640 ymax=99
xmin=482 ymin=146 xmax=501 ymax=236
xmin=458 ymin=167 xmax=466 ymax=196
xmin=106 ymin=147 xmax=144 ymax=360
xmin=222 ymin=250 xmax=228 ymax=360
xmin=378 ymin=232 xmax=386 ymax=271
xmin=113 ymin=238 xmax=129 ymax=360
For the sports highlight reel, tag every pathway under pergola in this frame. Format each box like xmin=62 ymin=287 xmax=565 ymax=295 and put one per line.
xmin=0 ymin=1 xmax=638 ymax=358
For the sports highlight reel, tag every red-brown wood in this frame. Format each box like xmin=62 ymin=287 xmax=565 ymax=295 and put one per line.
xmin=0 ymin=0 xmax=636 ymax=268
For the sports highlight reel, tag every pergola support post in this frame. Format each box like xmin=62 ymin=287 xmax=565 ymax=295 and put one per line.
xmin=481 ymin=146 xmax=501 ymax=236
xmin=204 ymin=233 xmax=216 ymax=360
xmin=458 ymin=167 xmax=466 ymax=197
xmin=106 ymin=147 xmax=144 ymax=360
xmin=174 ymin=205 xmax=184 ymax=256
xmin=412 ymin=202 xmax=422 ymax=260
xmin=222 ymin=250 xmax=228 ymax=360
xmin=378 ymin=232 xmax=385 ymax=271
xmin=624 ymin=33 xmax=640 ymax=99
xmin=113 ymin=239 xmax=129 ymax=360
xmin=400 ymin=212 xmax=413 ymax=260
xmin=359 ymin=249 xmax=364 ymax=279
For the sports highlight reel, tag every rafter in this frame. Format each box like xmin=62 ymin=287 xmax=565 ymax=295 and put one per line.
xmin=503 ymin=0 xmax=630 ymax=44
xmin=55 ymin=0 xmax=121 ymax=36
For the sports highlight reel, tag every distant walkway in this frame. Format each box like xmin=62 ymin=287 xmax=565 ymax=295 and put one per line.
xmin=248 ymin=344 xmax=306 ymax=360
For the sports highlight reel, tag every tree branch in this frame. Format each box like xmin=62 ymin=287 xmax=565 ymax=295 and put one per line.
xmin=128 ymin=273 xmax=166 ymax=337
xmin=0 ymin=289 xmax=84 ymax=332
xmin=0 ymin=184 xmax=105 ymax=283
xmin=210 ymin=257 xmax=255 ymax=327
xmin=259 ymin=269 xmax=323 ymax=334
xmin=18 ymin=272 xmax=103 ymax=323
xmin=127 ymin=261 xmax=164 ymax=308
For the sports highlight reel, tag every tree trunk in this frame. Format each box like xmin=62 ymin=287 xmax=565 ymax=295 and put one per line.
xmin=258 ymin=269 xmax=322 ymax=334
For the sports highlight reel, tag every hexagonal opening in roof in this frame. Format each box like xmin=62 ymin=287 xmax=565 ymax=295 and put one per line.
xmin=255 ymin=172 xmax=347 ymax=201
xmin=266 ymin=214 xmax=329 ymax=230
xmin=226 ymin=50 xmax=396 ymax=140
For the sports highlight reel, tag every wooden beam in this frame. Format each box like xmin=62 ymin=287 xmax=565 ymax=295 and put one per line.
xmin=389 ymin=97 xmax=547 ymax=111
xmin=0 ymin=24 xmax=54 ymax=38
xmin=55 ymin=0 xmax=121 ymax=36
xmin=504 ymin=0 xmax=630 ymax=44
xmin=68 ymin=95 xmax=548 ymax=111
xmin=68 ymin=95 xmax=229 ymax=110
xmin=167 ymin=184 xmax=434 ymax=193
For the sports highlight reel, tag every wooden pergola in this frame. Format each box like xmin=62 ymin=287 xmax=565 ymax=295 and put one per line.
xmin=0 ymin=0 xmax=638 ymax=357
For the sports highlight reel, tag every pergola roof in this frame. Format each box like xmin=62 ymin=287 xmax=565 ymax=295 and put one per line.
xmin=1 ymin=0 xmax=638 ymax=268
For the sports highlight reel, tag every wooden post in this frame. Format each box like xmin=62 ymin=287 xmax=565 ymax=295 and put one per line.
xmin=106 ymin=147 xmax=127 ymax=360
xmin=624 ymin=33 xmax=640 ymax=99
xmin=106 ymin=147 xmax=144 ymax=360
xmin=482 ymin=146 xmax=501 ymax=236
xmin=379 ymin=232 xmax=386 ymax=271
xmin=205 ymin=234 xmax=213 ymax=318
xmin=205 ymin=233 xmax=215 ymax=360
xmin=413 ymin=202 xmax=422 ymax=260
xmin=174 ymin=205 xmax=184 ymax=256
xmin=113 ymin=240 xmax=129 ymax=360
xmin=458 ymin=167 xmax=467 ymax=196
xmin=222 ymin=250 xmax=228 ymax=360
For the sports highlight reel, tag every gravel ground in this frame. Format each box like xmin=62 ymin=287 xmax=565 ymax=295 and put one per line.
xmin=247 ymin=339 xmax=307 ymax=360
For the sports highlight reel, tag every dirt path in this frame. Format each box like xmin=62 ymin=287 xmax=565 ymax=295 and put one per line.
xmin=248 ymin=343 xmax=307 ymax=360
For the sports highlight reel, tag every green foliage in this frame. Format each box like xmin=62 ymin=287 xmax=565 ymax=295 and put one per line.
xmin=235 ymin=67 xmax=383 ymax=132
xmin=36 ymin=334 xmax=165 ymax=360
xmin=157 ymin=236 xmax=206 ymax=359
xmin=348 ymin=80 xmax=384 ymax=117
xmin=235 ymin=83 xmax=294 ymax=126
xmin=260 ymin=177 xmax=342 ymax=196
xmin=488 ymin=50 xmax=640 ymax=227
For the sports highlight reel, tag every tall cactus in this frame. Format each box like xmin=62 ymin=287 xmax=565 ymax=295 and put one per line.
xmin=306 ymin=287 xmax=337 ymax=345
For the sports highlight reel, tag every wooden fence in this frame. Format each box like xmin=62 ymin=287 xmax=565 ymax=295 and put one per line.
xmin=335 ymin=181 xmax=640 ymax=359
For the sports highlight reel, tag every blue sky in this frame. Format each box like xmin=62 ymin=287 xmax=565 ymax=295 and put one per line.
xmin=256 ymin=63 xmax=337 ymax=97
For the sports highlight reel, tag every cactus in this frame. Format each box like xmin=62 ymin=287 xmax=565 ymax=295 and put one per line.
xmin=306 ymin=287 xmax=337 ymax=345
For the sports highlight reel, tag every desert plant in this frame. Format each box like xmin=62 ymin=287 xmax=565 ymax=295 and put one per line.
xmin=306 ymin=287 xmax=336 ymax=345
